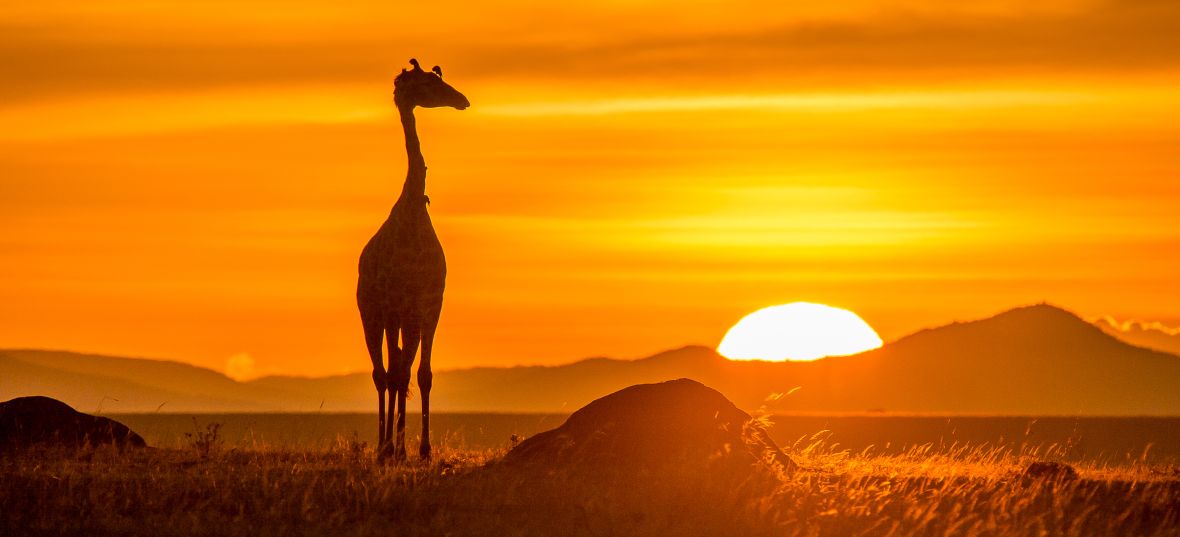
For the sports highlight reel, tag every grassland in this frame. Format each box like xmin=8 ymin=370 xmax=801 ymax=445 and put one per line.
xmin=3 ymin=433 xmax=1178 ymax=537
xmin=107 ymin=413 xmax=1180 ymax=466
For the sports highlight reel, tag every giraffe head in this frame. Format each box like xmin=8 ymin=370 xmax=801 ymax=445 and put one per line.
xmin=394 ymin=58 xmax=470 ymax=111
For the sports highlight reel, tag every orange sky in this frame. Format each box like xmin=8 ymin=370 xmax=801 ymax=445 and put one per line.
xmin=2 ymin=0 xmax=1179 ymax=378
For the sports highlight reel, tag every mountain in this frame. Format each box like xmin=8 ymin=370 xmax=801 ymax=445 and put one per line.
xmin=0 ymin=350 xmax=310 ymax=412
xmin=3 ymin=304 xmax=1178 ymax=414
xmin=0 ymin=345 xmax=729 ymax=414
xmin=712 ymin=304 xmax=1180 ymax=414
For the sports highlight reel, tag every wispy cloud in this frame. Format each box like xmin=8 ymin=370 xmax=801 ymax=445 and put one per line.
xmin=3 ymin=0 xmax=1179 ymax=105
xmin=1098 ymin=316 xmax=1180 ymax=336
xmin=481 ymin=91 xmax=1092 ymax=117
xmin=0 ymin=85 xmax=386 ymax=140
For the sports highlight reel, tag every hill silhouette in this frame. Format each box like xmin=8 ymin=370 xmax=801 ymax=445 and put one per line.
xmin=0 ymin=350 xmax=312 ymax=412
xmin=3 ymin=304 xmax=1178 ymax=414
xmin=710 ymin=304 xmax=1180 ymax=414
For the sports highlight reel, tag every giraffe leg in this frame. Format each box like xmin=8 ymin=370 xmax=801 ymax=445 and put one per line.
xmin=418 ymin=317 xmax=439 ymax=461
xmin=377 ymin=389 xmax=386 ymax=452
xmin=359 ymin=300 xmax=387 ymax=456
xmin=397 ymin=322 xmax=422 ymax=463
xmin=380 ymin=316 xmax=401 ymax=461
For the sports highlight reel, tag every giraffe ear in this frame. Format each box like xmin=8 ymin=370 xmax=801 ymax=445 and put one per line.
xmin=432 ymin=65 xmax=443 ymax=78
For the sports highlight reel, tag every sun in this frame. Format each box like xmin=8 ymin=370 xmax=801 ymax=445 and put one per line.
xmin=718 ymin=302 xmax=883 ymax=362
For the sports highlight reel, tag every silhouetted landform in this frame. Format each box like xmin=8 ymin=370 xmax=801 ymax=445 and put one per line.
xmin=4 ymin=304 xmax=1179 ymax=414
xmin=0 ymin=350 xmax=301 ymax=412
xmin=1095 ymin=316 xmax=1180 ymax=357
xmin=0 ymin=396 xmax=146 ymax=451
xmin=458 ymin=380 xmax=792 ymax=515
xmin=767 ymin=303 xmax=1180 ymax=415
xmin=503 ymin=379 xmax=796 ymax=476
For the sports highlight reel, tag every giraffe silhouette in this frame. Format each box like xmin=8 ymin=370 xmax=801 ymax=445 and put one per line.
xmin=358 ymin=58 xmax=469 ymax=461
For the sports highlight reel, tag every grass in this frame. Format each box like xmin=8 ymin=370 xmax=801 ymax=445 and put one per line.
xmin=2 ymin=435 xmax=1178 ymax=537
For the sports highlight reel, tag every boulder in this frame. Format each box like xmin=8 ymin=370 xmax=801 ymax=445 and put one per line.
xmin=0 ymin=396 xmax=147 ymax=451
xmin=443 ymin=380 xmax=796 ymax=529
xmin=503 ymin=378 xmax=796 ymax=477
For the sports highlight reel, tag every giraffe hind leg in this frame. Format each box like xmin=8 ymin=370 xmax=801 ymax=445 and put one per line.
xmin=396 ymin=321 xmax=422 ymax=463
xmin=380 ymin=315 xmax=401 ymax=461
xmin=359 ymin=301 xmax=387 ymax=455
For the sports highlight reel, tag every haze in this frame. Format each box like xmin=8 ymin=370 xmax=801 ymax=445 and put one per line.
xmin=2 ymin=0 xmax=1179 ymax=377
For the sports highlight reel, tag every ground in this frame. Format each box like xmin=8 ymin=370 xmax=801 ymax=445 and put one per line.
xmin=2 ymin=437 xmax=1177 ymax=537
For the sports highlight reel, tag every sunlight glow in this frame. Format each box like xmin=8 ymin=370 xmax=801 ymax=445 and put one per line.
xmin=718 ymin=302 xmax=883 ymax=362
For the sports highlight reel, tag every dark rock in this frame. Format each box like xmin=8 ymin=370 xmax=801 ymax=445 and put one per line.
xmin=1023 ymin=461 xmax=1079 ymax=481
xmin=445 ymin=380 xmax=797 ymax=526
xmin=503 ymin=378 xmax=796 ymax=477
xmin=0 ymin=396 xmax=147 ymax=451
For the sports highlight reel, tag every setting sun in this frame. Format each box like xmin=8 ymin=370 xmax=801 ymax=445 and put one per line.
xmin=718 ymin=302 xmax=883 ymax=362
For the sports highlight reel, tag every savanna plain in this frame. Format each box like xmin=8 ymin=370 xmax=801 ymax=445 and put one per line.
xmin=3 ymin=414 xmax=1178 ymax=537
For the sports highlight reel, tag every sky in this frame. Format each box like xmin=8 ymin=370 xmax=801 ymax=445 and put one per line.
xmin=2 ymin=0 xmax=1179 ymax=378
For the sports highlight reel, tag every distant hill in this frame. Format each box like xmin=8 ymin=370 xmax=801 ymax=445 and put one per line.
xmin=3 ymin=304 xmax=1178 ymax=414
xmin=0 ymin=350 xmax=310 ymax=413
xmin=717 ymin=304 xmax=1180 ymax=415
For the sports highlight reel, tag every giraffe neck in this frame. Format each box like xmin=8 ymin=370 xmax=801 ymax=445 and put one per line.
xmin=396 ymin=104 xmax=427 ymax=204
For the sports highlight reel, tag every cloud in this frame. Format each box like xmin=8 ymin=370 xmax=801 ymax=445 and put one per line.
xmin=481 ymin=90 xmax=1090 ymax=117
xmin=2 ymin=0 xmax=1180 ymax=105
xmin=0 ymin=84 xmax=386 ymax=140
xmin=1095 ymin=316 xmax=1180 ymax=358
xmin=1097 ymin=316 xmax=1180 ymax=336
xmin=460 ymin=1 xmax=1180 ymax=83
xmin=0 ymin=29 xmax=398 ymax=105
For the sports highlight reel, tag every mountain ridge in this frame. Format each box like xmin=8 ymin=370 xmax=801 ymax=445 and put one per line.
xmin=3 ymin=304 xmax=1178 ymax=414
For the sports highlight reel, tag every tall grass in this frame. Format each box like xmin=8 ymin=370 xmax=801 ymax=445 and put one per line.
xmin=2 ymin=435 xmax=1177 ymax=536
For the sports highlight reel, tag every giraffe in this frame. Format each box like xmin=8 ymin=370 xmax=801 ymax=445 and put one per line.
xmin=358 ymin=58 xmax=469 ymax=461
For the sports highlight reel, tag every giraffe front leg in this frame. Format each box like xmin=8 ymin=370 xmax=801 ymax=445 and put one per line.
xmin=418 ymin=367 xmax=432 ymax=461
xmin=418 ymin=326 xmax=436 ymax=461
xmin=398 ymin=324 xmax=422 ymax=463
xmin=374 ymin=368 xmax=387 ymax=452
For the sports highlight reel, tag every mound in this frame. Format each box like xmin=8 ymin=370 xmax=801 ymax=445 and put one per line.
xmin=437 ymin=381 xmax=798 ymax=529
xmin=503 ymin=378 xmax=796 ymax=476
xmin=0 ymin=396 xmax=147 ymax=451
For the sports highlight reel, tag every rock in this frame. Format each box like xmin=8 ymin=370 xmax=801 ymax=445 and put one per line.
xmin=503 ymin=378 xmax=796 ymax=477
xmin=0 ymin=396 xmax=147 ymax=451
xmin=1022 ymin=461 xmax=1079 ymax=481
xmin=444 ymin=380 xmax=797 ymax=527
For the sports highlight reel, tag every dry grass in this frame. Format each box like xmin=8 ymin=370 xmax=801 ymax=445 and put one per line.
xmin=2 ymin=435 xmax=1178 ymax=537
